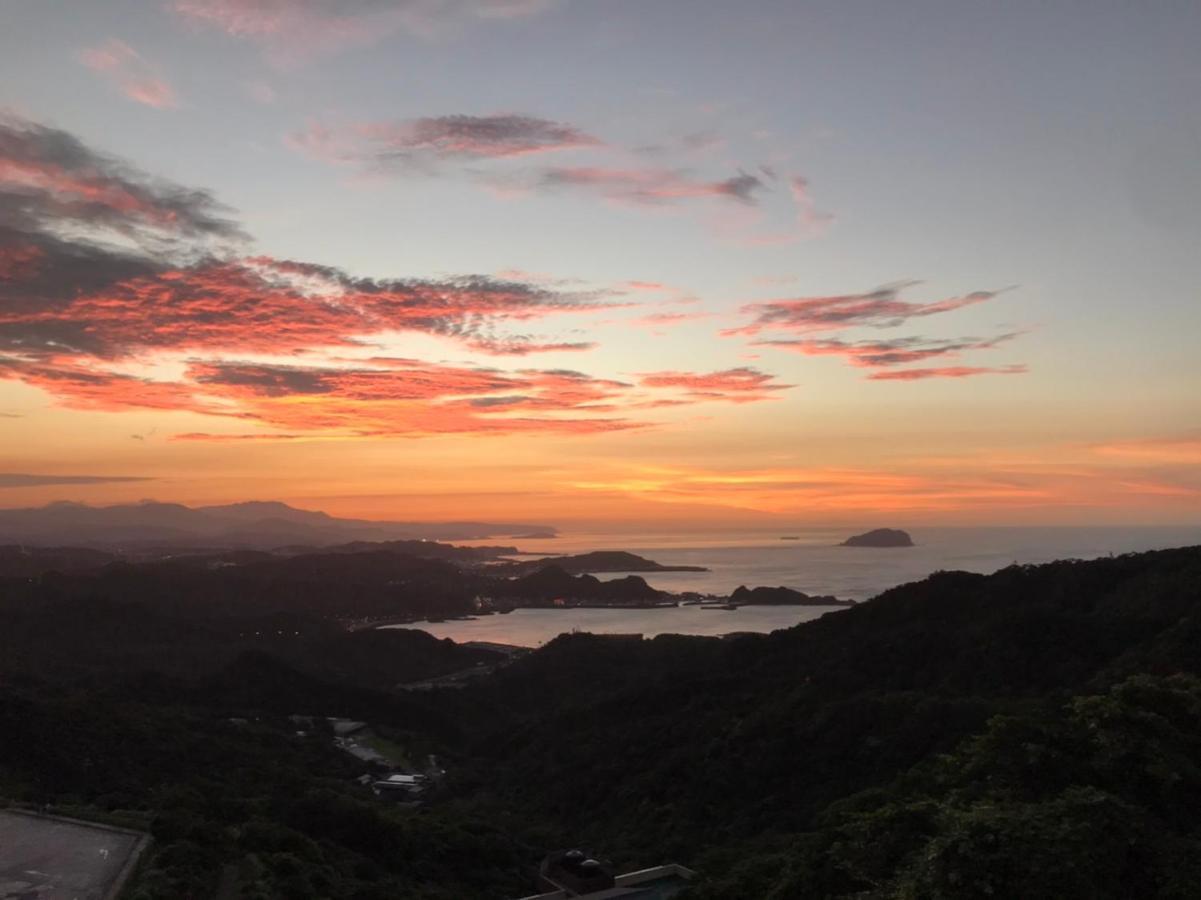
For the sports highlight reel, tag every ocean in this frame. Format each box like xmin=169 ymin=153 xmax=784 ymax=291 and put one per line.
xmin=403 ymin=525 xmax=1201 ymax=647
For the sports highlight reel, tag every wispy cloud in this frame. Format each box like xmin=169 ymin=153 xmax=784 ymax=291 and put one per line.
xmin=634 ymin=311 xmax=714 ymax=327
xmin=729 ymin=281 xmax=1027 ymax=381
xmin=620 ymin=280 xmax=672 ymax=293
xmin=289 ymin=110 xmax=828 ymax=243
xmin=174 ymin=359 xmax=644 ymax=436
xmin=289 ymin=114 xmax=599 ymax=170
xmin=0 ymin=473 xmax=153 ymax=488
xmin=727 ymin=282 xmax=1010 ymax=337
xmin=865 ymin=364 xmax=1028 ymax=381
xmin=734 ymin=175 xmax=833 ymax=244
xmin=290 ymin=117 xmax=770 ymax=210
xmin=636 ymin=367 xmax=794 ymax=403
xmin=533 ymin=166 xmax=766 ymax=207
xmin=79 ymin=40 xmax=178 ymax=109
xmin=756 ymin=332 xmax=1022 ymax=368
xmin=172 ymin=0 xmax=559 ymax=66
xmin=1091 ymin=436 xmax=1201 ymax=465
xmin=465 ymin=338 xmax=597 ymax=356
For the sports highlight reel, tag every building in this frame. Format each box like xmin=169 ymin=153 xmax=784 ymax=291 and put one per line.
xmin=328 ymin=718 xmax=368 ymax=738
xmin=371 ymin=773 xmax=426 ymax=797
xmin=515 ymin=849 xmax=696 ymax=900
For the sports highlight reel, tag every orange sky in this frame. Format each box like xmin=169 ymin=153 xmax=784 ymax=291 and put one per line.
xmin=2 ymin=3 xmax=1200 ymax=528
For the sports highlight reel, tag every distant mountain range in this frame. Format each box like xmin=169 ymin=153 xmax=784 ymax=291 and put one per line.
xmin=0 ymin=500 xmax=556 ymax=548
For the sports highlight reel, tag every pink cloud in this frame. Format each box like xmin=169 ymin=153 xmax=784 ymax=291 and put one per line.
xmin=726 ymin=282 xmax=1010 ymax=337
xmin=80 ymin=40 xmax=178 ymax=109
xmin=866 ymin=364 xmax=1028 ymax=381
xmin=290 ymin=114 xmax=599 ymax=170
xmin=287 ymin=109 xmax=828 ymax=246
xmin=465 ymin=338 xmax=597 ymax=356
xmin=173 ymin=0 xmax=558 ymax=65
xmin=788 ymin=175 xmax=833 ymax=233
xmin=636 ymin=367 xmax=794 ymax=403
xmin=177 ymin=359 xmax=642 ymax=436
xmin=631 ymin=311 xmax=714 ymax=333
xmin=756 ymin=332 xmax=1022 ymax=368
xmin=1 ymin=255 xmax=617 ymax=360
xmin=730 ymin=281 xmax=1027 ymax=382
xmin=621 ymin=280 xmax=671 ymax=293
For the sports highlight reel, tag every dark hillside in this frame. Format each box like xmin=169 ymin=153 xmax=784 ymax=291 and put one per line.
xmin=440 ymin=547 xmax=1201 ymax=878
xmin=2 ymin=546 xmax=1200 ymax=898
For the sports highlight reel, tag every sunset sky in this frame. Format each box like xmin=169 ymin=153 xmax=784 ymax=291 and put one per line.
xmin=1 ymin=0 xmax=1199 ymax=528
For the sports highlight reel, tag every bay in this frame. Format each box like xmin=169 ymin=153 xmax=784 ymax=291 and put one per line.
xmin=404 ymin=525 xmax=1201 ymax=647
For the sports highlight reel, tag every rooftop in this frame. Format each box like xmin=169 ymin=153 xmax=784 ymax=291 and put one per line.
xmin=517 ymin=860 xmax=696 ymax=900
xmin=0 ymin=808 xmax=149 ymax=900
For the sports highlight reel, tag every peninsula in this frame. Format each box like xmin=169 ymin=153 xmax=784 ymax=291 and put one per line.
xmin=494 ymin=550 xmax=709 ymax=576
xmin=730 ymin=585 xmax=854 ymax=607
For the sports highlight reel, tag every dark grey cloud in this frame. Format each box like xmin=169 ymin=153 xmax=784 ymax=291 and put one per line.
xmin=469 ymin=395 xmax=532 ymax=407
xmin=0 ymin=114 xmax=243 ymax=245
xmin=713 ymin=172 xmax=766 ymax=204
xmin=190 ymin=363 xmax=335 ymax=396
xmin=0 ymin=114 xmax=247 ymax=338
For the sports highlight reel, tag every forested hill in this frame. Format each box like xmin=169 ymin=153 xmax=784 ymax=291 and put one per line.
xmin=439 ymin=545 xmax=1201 ymax=898
xmin=2 ymin=545 xmax=1201 ymax=898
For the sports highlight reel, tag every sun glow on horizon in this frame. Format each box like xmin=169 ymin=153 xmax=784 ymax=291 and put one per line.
xmin=1 ymin=2 xmax=1198 ymax=527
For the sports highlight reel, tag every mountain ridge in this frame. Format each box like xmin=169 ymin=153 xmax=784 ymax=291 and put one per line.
xmin=0 ymin=499 xmax=556 ymax=547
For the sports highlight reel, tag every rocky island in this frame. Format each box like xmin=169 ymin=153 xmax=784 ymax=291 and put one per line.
xmin=841 ymin=528 xmax=914 ymax=548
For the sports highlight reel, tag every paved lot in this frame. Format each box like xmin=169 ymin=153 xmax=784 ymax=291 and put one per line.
xmin=0 ymin=809 xmax=147 ymax=900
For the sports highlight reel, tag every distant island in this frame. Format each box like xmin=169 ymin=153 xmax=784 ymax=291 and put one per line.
xmin=493 ymin=550 xmax=709 ymax=576
xmin=841 ymin=528 xmax=914 ymax=548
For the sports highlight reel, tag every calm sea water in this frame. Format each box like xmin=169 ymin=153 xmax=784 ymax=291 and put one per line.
xmin=406 ymin=525 xmax=1200 ymax=647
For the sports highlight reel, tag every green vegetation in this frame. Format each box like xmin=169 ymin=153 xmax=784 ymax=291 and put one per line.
xmin=359 ymin=732 xmax=412 ymax=769
xmin=685 ymin=674 xmax=1201 ymax=898
xmin=2 ymin=545 xmax=1201 ymax=897
xmin=0 ymin=681 xmax=529 ymax=899
xmin=438 ymin=547 xmax=1201 ymax=896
